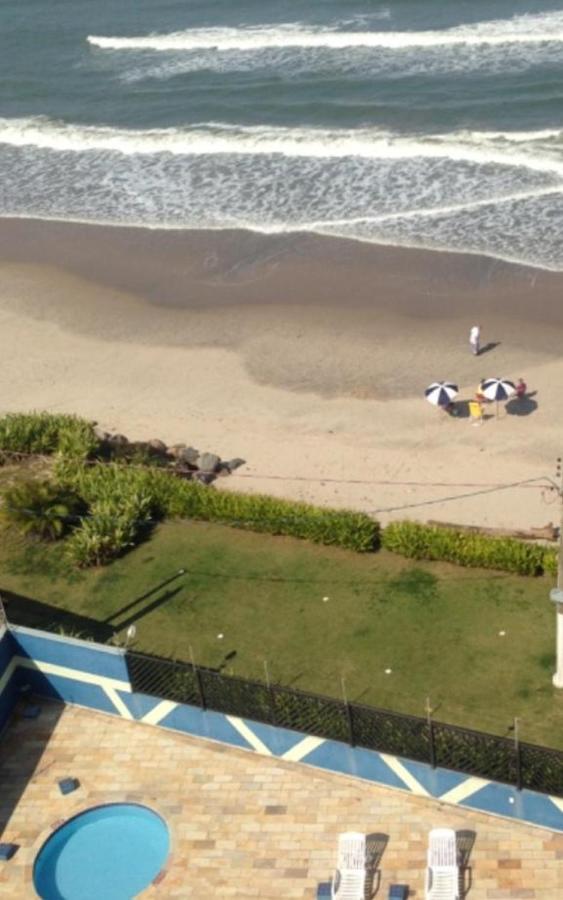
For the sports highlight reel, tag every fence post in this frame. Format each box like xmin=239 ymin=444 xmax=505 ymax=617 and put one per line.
xmin=194 ymin=666 xmax=207 ymax=711
xmin=426 ymin=697 xmax=436 ymax=769
xmin=264 ymin=660 xmax=277 ymax=726
xmin=514 ymin=717 xmax=523 ymax=791
xmin=341 ymin=677 xmax=355 ymax=747
xmin=189 ymin=645 xmax=207 ymax=711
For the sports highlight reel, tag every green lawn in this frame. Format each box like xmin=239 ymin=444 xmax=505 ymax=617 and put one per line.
xmin=1 ymin=513 xmax=562 ymax=749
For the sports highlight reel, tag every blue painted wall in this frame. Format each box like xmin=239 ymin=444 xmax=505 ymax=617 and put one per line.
xmin=0 ymin=625 xmax=17 ymax=733
xmin=4 ymin=624 xmax=563 ymax=831
xmin=10 ymin=625 xmax=130 ymax=710
xmin=12 ymin=627 xmax=129 ymax=680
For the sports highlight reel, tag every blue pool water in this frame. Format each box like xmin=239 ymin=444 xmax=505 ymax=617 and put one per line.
xmin=33 ymin=803 xmax=170 ymax=900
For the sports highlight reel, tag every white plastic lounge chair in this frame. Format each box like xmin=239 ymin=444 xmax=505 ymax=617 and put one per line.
xmin=331 ymin=832 xmax=366 ymax=900
xmin=425 ymin=828 xmax=459 ymax=900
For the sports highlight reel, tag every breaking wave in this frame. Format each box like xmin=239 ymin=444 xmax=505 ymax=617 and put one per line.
xmin=87 ymin=11 xmax=563 ymax=52
xmin=1 ymin=118 xmax=562 ymax=177
xmin=1 ymin=117 xmax=562 ymax=271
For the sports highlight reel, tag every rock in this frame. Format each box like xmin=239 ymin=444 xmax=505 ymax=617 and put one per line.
xmin=128 ymin=441 xmax=151 ymax=457
xmin=147 ymin=439 xmax=168 ymax=456
xmin=196 ymin=452 xmax=221 ymax=473
xmin=108 ymin=433 xmax=129 ymax=447
xmin=178 ymin=446 xmax=199 ymax=465
xmin=224 ymin=458 xmax=246 ymax=473
xmin=93 ymin=425 xmax=110 ymax=442
xmin=168 ymin=443 xmax=187 ymax=460
xmin=173 ymin=466 xmax=194 ymax=480
xmin=194 ymin=471 xmax=215 ymax=485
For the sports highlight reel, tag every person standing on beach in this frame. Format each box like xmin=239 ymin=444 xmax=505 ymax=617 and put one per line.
xmin=469 ymin=324 xmax=481 ymax=356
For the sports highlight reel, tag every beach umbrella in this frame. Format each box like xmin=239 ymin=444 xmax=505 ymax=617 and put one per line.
xmin=480 ymin=377 xmax=516 ymax=417
xmin=425 ymin=381 xmax=458 ymax=407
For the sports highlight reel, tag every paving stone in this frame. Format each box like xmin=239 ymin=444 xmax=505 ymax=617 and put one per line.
xmin=0 ymin=700 xmax=561 ymax=898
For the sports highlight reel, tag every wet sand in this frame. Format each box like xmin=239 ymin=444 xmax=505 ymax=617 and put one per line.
xmin=1 ymin=217 xmax=562 ymax=529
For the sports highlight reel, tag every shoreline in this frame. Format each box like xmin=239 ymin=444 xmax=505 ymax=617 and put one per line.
xmin=3 ymin=212 xmax=561 ymax=277
xmin=1 ymin=216 xmax=562 ymax=530
xmin=1 ymin=214 xmax=563 ymax=325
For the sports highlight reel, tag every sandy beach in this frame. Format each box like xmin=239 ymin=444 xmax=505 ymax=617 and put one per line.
xmin=1 ymin=217 xmax=562 ymax=531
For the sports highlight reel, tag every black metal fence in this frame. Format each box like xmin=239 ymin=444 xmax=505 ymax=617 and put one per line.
xmin=125 ymin=649 xmax=563 ymax=797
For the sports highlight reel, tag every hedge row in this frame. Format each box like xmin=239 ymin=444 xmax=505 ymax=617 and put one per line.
xmin=1 ymin=412 xmax=556 ymax=574
xmin=382 ymin=520 xmax=557 ymax=577
xmin=56 ymin=459 xmax=380 ymax=554
xmin=0 ymin=412 xmax=97 ymax=460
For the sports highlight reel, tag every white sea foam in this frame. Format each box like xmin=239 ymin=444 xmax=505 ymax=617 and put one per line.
xmin=334 ymin=9 xmax=392 ymax=27
xmin=0 ymin=118 xmax=562 ymax=180
xmin=87 ymin=12 xmax=563 ymax=52
xmin=117 ymin=40 xmax=563 ymax=83
xmin=470 ymin=128 xmax=563 ymax=142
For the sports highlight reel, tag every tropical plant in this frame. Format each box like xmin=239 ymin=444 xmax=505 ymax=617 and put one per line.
xmin=1 ymin=480 xmax=83 ymax=541
xmin=543 ymin=550 xmax=558 ymax=577
xmin=0 ymin=412 xmax=99 ymax=459
xmin=65 ymin=493 xmax=153 ymax=567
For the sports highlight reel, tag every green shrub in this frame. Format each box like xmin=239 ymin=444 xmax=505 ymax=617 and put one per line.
xmin=382 ymin=520 xmax=550 ymax=576
xmin=543 ymin=550 xmax=558 ymax=577
xmin=1 ymin=479 xmax=83 ymax=541
xmin=66 ymin=494 xmax=153 ymax=567
xmin=0 ymin=412 xmax=98 ymax=459
xmin=56 ymin=460 xmax=379 ymax=553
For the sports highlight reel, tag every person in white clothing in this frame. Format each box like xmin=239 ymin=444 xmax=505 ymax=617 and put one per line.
xmin=469 ymin=324 xmax=480 ymax=356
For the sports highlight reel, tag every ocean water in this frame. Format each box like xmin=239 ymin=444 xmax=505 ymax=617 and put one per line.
xmin=1 ymin=0 xmax=563 ymax=270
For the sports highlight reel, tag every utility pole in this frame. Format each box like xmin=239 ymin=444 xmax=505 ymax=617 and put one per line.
xmin=550 ymin=457 xmax=563 ymax=688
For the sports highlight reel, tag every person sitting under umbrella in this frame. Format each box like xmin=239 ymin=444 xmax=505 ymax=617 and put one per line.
xmin=515 ymin=377 xmax=527 ymax=399
xmin=479 ymin=377 xmax=516 ymax=417
xmin=475 ymin=380 xmax=488 ymax=404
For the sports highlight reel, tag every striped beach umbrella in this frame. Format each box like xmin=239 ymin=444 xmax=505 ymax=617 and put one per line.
xmin=480 ymin=378 xmax=516 ymax=418
xmin=425 ymin=382 xmax=458 ymax=407
xmin=480 ymin=378 xmax=516 ymax=402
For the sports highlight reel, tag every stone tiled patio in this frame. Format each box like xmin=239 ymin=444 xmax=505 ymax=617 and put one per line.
xmin=0 ymin=701 xmax=562 ymax=899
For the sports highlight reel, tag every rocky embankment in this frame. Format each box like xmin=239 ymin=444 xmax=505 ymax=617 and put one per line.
xmin=93 ymin=425 xmax=245 ymax=485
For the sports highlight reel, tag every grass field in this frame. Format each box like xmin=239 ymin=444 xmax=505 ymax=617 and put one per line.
xmin=1 ymin=511 xmax=561 ymax=749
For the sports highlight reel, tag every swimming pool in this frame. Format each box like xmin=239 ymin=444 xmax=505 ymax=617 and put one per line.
xmin=33 ymin=803 xmax=170 ymax=900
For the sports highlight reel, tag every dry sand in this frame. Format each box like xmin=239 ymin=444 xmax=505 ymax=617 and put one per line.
xmin=1 ymin=217 xmax=562 ymax=530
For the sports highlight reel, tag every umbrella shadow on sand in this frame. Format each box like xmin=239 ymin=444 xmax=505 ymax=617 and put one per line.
xmin=448 ymin=400 xmax=496 ymax=421
xmin=448 ymin=400 xmax=493 ymax=420
xmin=450 ymin=400 xmax=470 ymax=419
xmin=506 ymin=391 xmax=538 ymax=417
